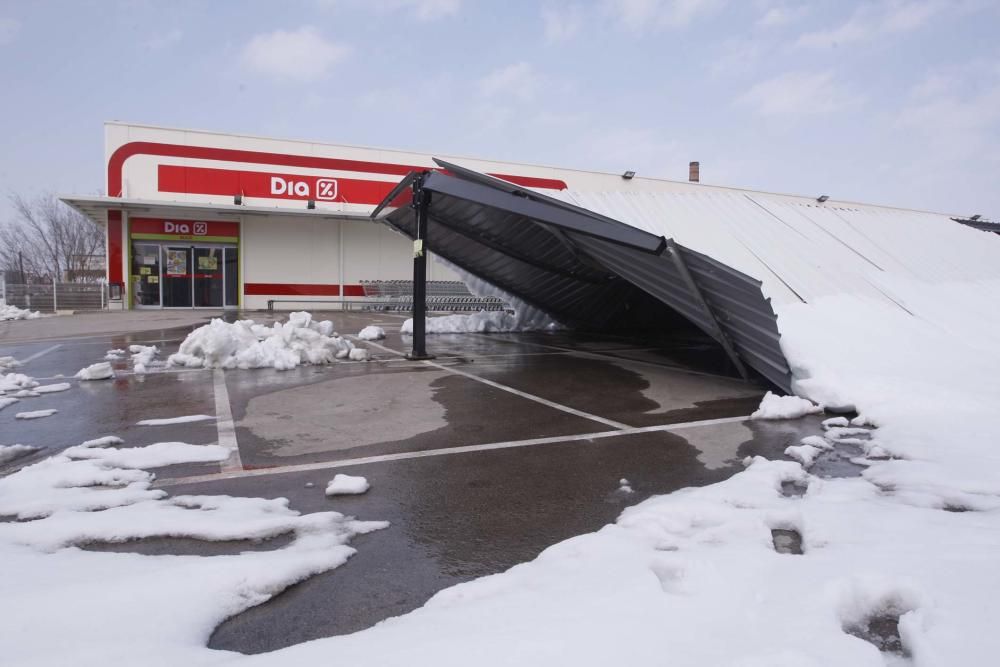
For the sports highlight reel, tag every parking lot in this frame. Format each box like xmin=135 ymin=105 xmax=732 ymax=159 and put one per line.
xmin=1 ymin=310 xmax=827 ymax=653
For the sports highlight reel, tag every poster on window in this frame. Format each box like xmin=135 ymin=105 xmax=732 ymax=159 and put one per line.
xmin=166 ymin=250 xmax=187 ymax=276
xmin=197 ymin=255 xmax=218 ymax=271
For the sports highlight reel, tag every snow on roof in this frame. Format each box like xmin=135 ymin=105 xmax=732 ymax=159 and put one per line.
xmin=559 ymin=189 xmax=1000 ymax=311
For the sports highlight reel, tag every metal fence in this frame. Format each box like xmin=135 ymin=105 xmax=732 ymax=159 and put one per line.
xmin=1 ymin=279 xmax=108 ymax=312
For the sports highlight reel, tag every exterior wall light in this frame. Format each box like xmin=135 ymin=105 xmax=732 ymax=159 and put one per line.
xmin=817 ymin=195 xmax=829 ymax=203
xmin=622 ymin=171 xmax=636 ymax=180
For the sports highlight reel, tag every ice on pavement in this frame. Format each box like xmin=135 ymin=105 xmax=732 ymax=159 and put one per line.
xmin=168 ymin=312 xmax=366 ymax=370
xmin=15 ymin=409 xmax=57 ymax=420
xmin=357 ymin=325 xmax=385 ymax=341
xmin=0 ymin=300 xmax=41 ymax=321
xmin=75 ymin=362 xmax=115 ymax=381
xmin=750 ymin=391 xmax=823 ymax=420
xmin=0 ymin=444 xmax=38 ymax=465
xmin=136 ymin=415 xmax=216 ymax=426
xmin=325 ymin=474 xmax=370 ymax=495
xmin=34 ymin=383 xmax=72 ymax=394
xmin=0 ymin=397 xmax=19 ymax=410
xmin=63 ymin=441 xmax=229 ymax=469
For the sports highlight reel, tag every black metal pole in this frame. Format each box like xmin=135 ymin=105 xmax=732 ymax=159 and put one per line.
xmin=407 ymin=173 xmax=434 ymax=360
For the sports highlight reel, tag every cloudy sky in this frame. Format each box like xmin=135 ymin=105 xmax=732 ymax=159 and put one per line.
xmin=1 ymin=0 xmax=999 ymax=218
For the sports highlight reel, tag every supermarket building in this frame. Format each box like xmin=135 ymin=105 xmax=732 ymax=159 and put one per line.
xmin=62 ymin=122 xmax=996 ymax=391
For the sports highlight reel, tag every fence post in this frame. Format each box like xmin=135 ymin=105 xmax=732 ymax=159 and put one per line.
xmin=52 ymin=277 xmax=58 ymax=311
xmin=1 ymin=275 xmax=5 ymax=303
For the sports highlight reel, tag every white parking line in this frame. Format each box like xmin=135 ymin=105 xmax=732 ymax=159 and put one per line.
xmin=16 ymin=344 xmax=62 ymax=364
xmin=213 ymin=369 xmax=243 ymax=472
xmin=352 ymin=337 xmax=631 ymax=430
xmin=155 ymin=414 xmax=750 ymax=487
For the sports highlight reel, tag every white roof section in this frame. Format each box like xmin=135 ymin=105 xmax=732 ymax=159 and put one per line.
xmin=558 ymin=189 xmax=1000 ymax=311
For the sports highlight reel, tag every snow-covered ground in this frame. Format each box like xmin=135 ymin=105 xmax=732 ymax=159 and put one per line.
xmin=3 ymin=275 xmax=1000 ymax=663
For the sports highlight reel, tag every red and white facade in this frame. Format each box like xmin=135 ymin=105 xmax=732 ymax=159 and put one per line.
xmin=70 ymin=121 xmax=896 ymax=311
xmin=76 ymin=122 xmax=596 ymax=310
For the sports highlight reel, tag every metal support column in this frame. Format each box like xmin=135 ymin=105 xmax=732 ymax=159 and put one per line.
xmin=407 ymin=172 xmax=435 ymax=360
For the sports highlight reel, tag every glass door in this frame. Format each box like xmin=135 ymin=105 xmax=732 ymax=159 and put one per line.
xmin=162 ymin=246 xmax=192 ymax=307
xmin=224 ymin=247 xmax=238 ymax=308
xmin=193 ymin=247 xmax=224 ymax=308
xmin=131 ymin=243 xmax=162 ymax=307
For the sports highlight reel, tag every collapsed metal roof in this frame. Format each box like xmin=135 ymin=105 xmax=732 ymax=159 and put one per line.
xmin=374 ymin=160 xmax=793 ymax=391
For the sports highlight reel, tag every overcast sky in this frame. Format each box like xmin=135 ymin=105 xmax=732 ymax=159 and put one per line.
xmin=1 ymin=0 xmax=999 ymax=219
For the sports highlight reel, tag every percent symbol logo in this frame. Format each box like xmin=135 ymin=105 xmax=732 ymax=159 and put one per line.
xmin=316 ymin=178 xmax=338 ymax=201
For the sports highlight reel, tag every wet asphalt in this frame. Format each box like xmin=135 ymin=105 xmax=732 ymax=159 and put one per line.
xmin=0 ymin=310 xmax=837 ymax=655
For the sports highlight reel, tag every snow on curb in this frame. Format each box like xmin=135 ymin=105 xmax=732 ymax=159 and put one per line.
xmin=325 ymin=474 xmax=370 ymax=495
xmin=0 ymin=300 xmax=41 ymax=321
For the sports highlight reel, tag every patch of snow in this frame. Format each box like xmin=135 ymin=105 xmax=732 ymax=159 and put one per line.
xmin=0 ymin=372 xmax=38 ymax=392
xmin=357 ymin=325 xmax=386 ymax=341
xmin=402 ymin=311 xmax=525 ymax=334
xmin=348 ymin=347 xmax=371 ymax=362
xmin=618 ymin=478 xmax=634 ymax=494
xmin=75 ymin=362 xmax=115 ymax=381
xmin=750 ymin=391 xmax=822 ymax=420
xmin=0 ymin=300 xmax=41 ymax=321
xmin=784 ymin=443 xmax=822 ymax=468
xmin=0 ymin=356 xmax=20 ymax=370
xmin=129 ymin=345 xmax=159 ymax=374
xmin=325 ymin=474 xmax=370 ymax=495
xmin=799 ymin=435 xmax=832 ymax=450
xmin=136 ymin=415 xmax=215 ymax=426
xmin=821 ymin=416 xmax=849 ymax=429
xmin=0 ymin=397 xmax=20 ymax=411
xmin=34 ymin=383 xmax=72 ymax=394
xmin=63 ymin=441 xmax=229 ymax=470
xmin=15 ymin=409 xmax=57 ymax=420
xmin=79 ymin=436 xmax=125 ymax=448
xmin=9 ymin=388 xmax=39 ymax=398
xmin=0 ymin=444 xmax=38 ymax=465
xmin=104 ymin=348 xmax=126 ymax=360
xmin=167 ymin=312 xmax=364 ymax=370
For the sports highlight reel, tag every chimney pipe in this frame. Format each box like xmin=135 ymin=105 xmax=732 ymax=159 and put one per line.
xmin=689 ymin=161 xmax=700 ymax=183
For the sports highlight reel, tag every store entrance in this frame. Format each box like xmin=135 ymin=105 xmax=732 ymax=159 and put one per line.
xmin=132 ymin=243 xmax=238 ymax=308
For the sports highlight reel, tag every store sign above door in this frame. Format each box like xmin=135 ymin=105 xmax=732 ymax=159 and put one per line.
xmin=158 ymin=164 xmax=395 ymax=205
xmin=130 ymin=217 xmax=239 ymax=243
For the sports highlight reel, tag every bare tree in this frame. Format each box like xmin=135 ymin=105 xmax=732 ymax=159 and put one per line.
xmin=0 ymin=194 xmax=104 ymax=282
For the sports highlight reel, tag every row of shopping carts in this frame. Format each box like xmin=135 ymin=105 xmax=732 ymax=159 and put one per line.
xmin=359 ymin=280 xmax=510 ymax=312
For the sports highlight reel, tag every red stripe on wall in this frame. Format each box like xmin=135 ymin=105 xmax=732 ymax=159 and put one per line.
xmin=108 ymin=141 xmax=569 ymax=199
xmin=244 ymin=283 xmax=347 ymax=297
xmin=107 ymin=210 xmax=122 ymax=284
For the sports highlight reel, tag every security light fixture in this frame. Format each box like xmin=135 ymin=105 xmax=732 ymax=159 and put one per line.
xmin=971 ymin=214 xmax=982 ymax=221
xmin=622 ymin=170 xmax=636 ymax=180
xmin=307 ymin=199 xmax=316 ymax=210
xmin=233 ymin=194 xmax=243 ymax=205
xmin=817 ymin=195 xmax=829 ymax=203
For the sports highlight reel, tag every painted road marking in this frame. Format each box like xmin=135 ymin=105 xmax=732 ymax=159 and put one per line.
xmin=16 ymin=344 xmax=62 ymax=364
xmin=352 ymin=336 xmax=631 ymax=430
xmin=213 ymin=369 xmax=243 ymax=472
xmin=155 ymin=415 xmax=751 ymax=487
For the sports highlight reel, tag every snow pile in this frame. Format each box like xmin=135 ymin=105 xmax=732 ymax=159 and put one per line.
xmin=75 ymin=362 xmax=115 ymax=381
xmin=750 ymin=391 xmax=823 ymax=420
xmin=357 ymin=325 xmax=386 ymax=341
xmin=0 ymin=300 xmax=41 ymax=321
xmin=325 ymin=474 xmax=370 ymax=495
xmin=167 ymin=312 xmax=368 ymax=370
xmin=1 ymin=371 xmax=38 ymax=393
xmin=104 ymin=348 xmax=126 ymax=360
xmin=0 ymin=397 xmax=18 ymax=410
xmin=0 ymin=355 xmax=20 ymax=370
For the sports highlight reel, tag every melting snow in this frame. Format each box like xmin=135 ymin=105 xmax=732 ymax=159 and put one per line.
xmin=0 ymin=444 xmax=38 ymax=465
xmin=0 ymin=300 xmax=41 ymax=321
xmin=357 ymin=325 xmax=386 ymax=341
xmin=136 ymin=415 xmax=216 ymax=426
xmin=15 ymin=409 xmax=57 ymax=420
xmin=168 ymin=312 xmax=365 ymax=370
xmin=325 ymin=474 xmax=370 ymax=495
xmin=75 ymin=362 xmax=115 ymax=381
xmin=750 ymin=391 xmax=823 ymax=420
